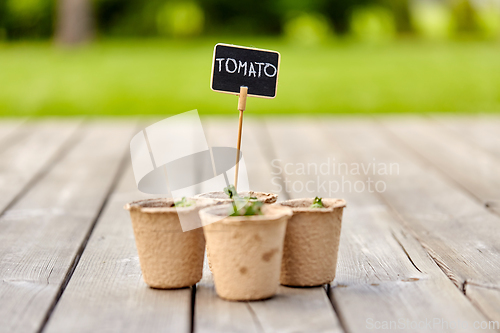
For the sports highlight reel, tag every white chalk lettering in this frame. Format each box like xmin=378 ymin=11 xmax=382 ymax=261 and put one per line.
xmin=248 ymin=62 xmax=256 ymax=77
xmin=255 ymin=62 xmax=265 ymax=77
xmin=225 ymin=58 xmax=237 ymax=73
xmin=216 ymin=58 xmax=224 ymax=72
xmin=217 ymin=57 xmax=277 ymax=79
xmin=264 ymin=63 xmax=277 ymax=77
xmin=238 ymin=60 xmax=247 ymax=76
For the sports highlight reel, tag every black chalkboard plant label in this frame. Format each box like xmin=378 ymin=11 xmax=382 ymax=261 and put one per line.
xmin=211 ymin=43 xmax=281 ymax=98
xmin=210 ymin=43 xmax=281 ymax=190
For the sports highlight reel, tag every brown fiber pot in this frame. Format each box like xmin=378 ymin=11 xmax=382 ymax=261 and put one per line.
xmin=125 ymin=198 xmax=207 ymax=289
xmin=278 ymin=198 xmax=346 ymax=287
xmin=194 ymin=191 xmax=278 ymax=273
xmin=194 ymin=191 xmax=278 ymax=204
xmin=199 ymin=204 xmax=292 ymax=301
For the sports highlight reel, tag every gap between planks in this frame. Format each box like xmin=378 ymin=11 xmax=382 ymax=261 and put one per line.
xmin=328 ymin=117 xmax=500 ymax=325
xmin=43 ymin=119 xmax=192 ymax=333
xmin=0 ymin=120 xmax=84 ymax=217
xmin=374 ymin=115 xmax=500 ymax=324
xmin=43 ymin=163 xmax=193 ymax=333
xmin=37 ymin=130 xmax=133 ymax=333
xmin=0 ymin=120 xmax=138 ymax=333
xmin=378 ymin=115 xmax=500 ymax=213
xmin=264 ymin=119 xmax=494 ymax=333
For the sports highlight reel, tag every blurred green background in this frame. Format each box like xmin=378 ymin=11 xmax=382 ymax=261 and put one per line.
xmin=1 ymin=0 xmax=499 ymax=116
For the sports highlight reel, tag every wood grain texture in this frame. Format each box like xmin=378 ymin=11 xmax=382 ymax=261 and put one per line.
xmin=323 ymin=118 xmax=500 ymax=322
xmin=195 ymin=280 xmax=262 ymax=333
xmin=265 ymin=119 xmax=494 ymax=332
xmin=382 ymin=116 xmax=500 ymax=207
xmin=2 ymin=117 xmax=499 ymax=333
xmin=44 ymin=164 xmax=192 ymax=333
xmin=433 ymin=115 xmax=500 ymax=212
xmin=197 ymin=261 xmax=341 ymax=333
xmin=434 ymin=116 xmax=500 ymax=158
xmin=193 ymin=119 xmax=343 ymax=333
xmin=0 ymin=120 xmax=81 ymax=214
xmin=246 ymin=286 xmax=341 ymax=333
xmin=247 ymin=118 xmax=290 ymax=201
xmin=465 ymin=282 xmax=500 ymax=325
xmin=0 ymin=118 xmax=25 ymax=146
xmin=0 ymin=121 xmax=136 ymax=333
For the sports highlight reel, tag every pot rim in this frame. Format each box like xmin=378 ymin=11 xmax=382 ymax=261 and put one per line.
xmin=193 ymin=191 xmax=277 ymax=202
xmin=124 ymin=197 xmax=210 ymax=214
xmin=199 ymin=203 xmax=292 ymax=225
xmin=278 ymin=198 xmax=346 ymax=213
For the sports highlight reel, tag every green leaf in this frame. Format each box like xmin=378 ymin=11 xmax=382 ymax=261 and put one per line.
xmin=174 ymin=197 xmax=194 ymax=207
xmin=230 ymin=201 xmax=264 ymax=216
xmin=310 ymin=196 xmax=325 ymax=208
xmin=223 ymin=184 xmax=238 ymax=199
xmin=223 ymin=185 xmax=263 ymax=216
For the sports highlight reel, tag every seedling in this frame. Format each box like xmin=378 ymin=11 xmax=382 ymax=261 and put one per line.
xmin=310 ymin=197 xmax=325 ymax=208
xmin=231 ymin=201 xmax=264 ymax=216
xmin=223 ymin=185 xmax=263 ymax=216
xmin=223 ymin=185 xmax=257 ymax=200
xmin=174 ymin=197 xmax=194 ymax=207
xmin=224 ymin=185 xmax=238 ymax=199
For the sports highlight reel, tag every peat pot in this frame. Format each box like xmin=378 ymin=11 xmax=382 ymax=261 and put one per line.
xmin=199 ymin=204 xmax=292 ymax=301
xmin=278 ymin=198 xmax=346 ymax=287
xmin=125 ymin=198 xmax=206 ymax=289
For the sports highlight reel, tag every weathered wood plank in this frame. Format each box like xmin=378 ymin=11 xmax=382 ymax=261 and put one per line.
xmin=0 ymin=120 xmax=81 ymax=214
xmin=0 ymin=118 xmax=25 ymax=146
xmin=265 ymin=119 xmax=494 ymax=332
xmin=246 ymin=286 xmax=340 ymax=333
xmin=194 ymin=119 xmax=343 ymax=333
xmin=382 ymin=116 xmax=500 ymax=208
xmin=465 ymin=282 xmax=500 ymax=325
xmin=434 ymin=116 xmax=500 ymax=159
xmin=244 ymin=118 xmax=290 ymax=201
xmin=433 ymin=115 xmax=500 ymax=211
xmin=195 ymin=281 xmax=262 ymax=333
xmin=323 ymin=118 xmax=500 ymax=323
xmin=0 ymin=120 xmax=136 ymax=333
xmin=44 ymin=163 xmax=192 ymax=333
xmin=196 ymin=275 xmax=341 ymax=333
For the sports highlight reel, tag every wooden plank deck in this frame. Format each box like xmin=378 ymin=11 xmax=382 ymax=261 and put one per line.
xmin=0 ymin=116 xmax=499 ymax=333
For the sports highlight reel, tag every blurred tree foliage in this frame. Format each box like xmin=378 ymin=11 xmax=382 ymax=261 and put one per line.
xmin=0 ymin=0 xmax=498 ymax=40
xmin=410 ymin=0 xmax=456 ymax=39
xmin=284 ymin=12 xmax=332 ymax=45
xmin=95 ymin=0 xmax=160 ymax=36
xmin=157 ymin=2 xmax=204 ymax=37
xmin=350 ymin=6 xmax=397 ymax=42
xmin=202 ymin=0 xmax=282 ymax=35
xmin=474 ymin=2 xmax=500 ymax=39
xmin=0 ymin=0 xmax=54 ymax=39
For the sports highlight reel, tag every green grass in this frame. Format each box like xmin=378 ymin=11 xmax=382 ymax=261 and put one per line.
xmin=1 ymin=38 xmax=499 ymax=116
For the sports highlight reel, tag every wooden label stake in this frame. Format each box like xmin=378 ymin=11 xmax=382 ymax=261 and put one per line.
xmin=210 ymin=43 xmax=280 ymax=190
xmin=234 ymin=86 xmax=247 ymax=190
